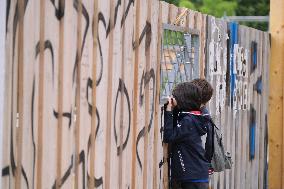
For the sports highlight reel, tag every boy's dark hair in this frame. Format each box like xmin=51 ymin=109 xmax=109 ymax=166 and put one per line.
xmin=172 ymin=82 xmax=202 ymax=111
xmin=190 ymin=79 xmax=213 ymax=104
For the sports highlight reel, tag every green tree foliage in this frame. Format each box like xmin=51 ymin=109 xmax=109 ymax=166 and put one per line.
xmin=162 ymin=0 xmax=269 ymax=31
xmin=236 ymin=0 xmax=269 ymax=31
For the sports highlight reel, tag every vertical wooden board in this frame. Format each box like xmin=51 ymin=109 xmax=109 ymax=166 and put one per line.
xmin=187 ymin=10 xmax=195 ymax=29
xmin=13 ymin=0 xmax=26 ymax=188
xmin=135 ymin=0 xmax=147 ymax=188
xmin=1 ymin=0 xmax=18 ymax=188
xmin=0 ymin=0 xmax=6 ymax=188
xmin=194 ymin=12 xmax=207 ymax=78
xmin=130 ymin=0 xmax=140 ymax=187
xmin=228 ymin=22 xmax=238 ymax=189
xmin=262 ymin=32 xmax=269 ymax=189
xmin=109 ymin=0 xmax=124 ymax=188
xmin=218 ymin=19 xmax=228 ymax=189
xmin=223 ymin=22 xmax=231 ymax=187
xmin=206 ymin=16 xmax=219 ymax=189
xmin=240 ymin=25 xmax=248 ymax=188
xmin=145 ymin=1 xmax=158 ymax=188
xmin=224 ymin=107 xmax=232 ymax=189
xmin=240 ymin=26 xmax=249 ymax=189
xmin=60 ymin=0 xmax=78 ymax=188
xmin=177 ymin=7 xmax=187 ymax=28
xmin=258 ymin=31 xmax=265 ymax=189
xmin=245 ymin=28 xmax=252 ymax=189
xmin=234 ymin=24 xmax=244 ymax=189
xmin=39 ymin=0 xmax=59 ymax=187
xmin=20 ymin=0 xmax=40 ymax=188
xmin=119 ymin=0 xmax=135 ymax=188
xmin=254 ymin=30 xmax=260 ymax=189
xmin=269 ymin=1 xmax=284 ymax=188
xmin=77 ymin=0 xmax=94 ymax=188
xmin=155 ymin=2 xmax=169 ymax=189
xmin=159 ymin=2 xmax=169 ymax=188
xmin=168 ymin=4 xmax=179 ymax=25
xmin=95 ymin=0 xmax=110 ymax=188
xmin=247 ymin=28 xmax=253 ymax=189
xmin=255 ymin=29 xmax=262 ymax=189
xmin=241 ymin=25 xmax=249 ymax=189
xmin=248 ymin=28 xmax=257 ymax=189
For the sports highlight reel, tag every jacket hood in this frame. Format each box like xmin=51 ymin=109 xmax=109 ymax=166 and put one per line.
xmin=180 ymin=111 xmax=211 ymax=136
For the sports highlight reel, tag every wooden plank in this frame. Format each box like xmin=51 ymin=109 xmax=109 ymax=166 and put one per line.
xmin=269 ymin=0 xmax=284 ymax=187
xmin=95 ymin=0 xmax=110 ymax=188
xmin=166 ymin=3 xmax=180 ymax=189
xmin=89 ymin=0 xmax=98 ymax=188
xmin=135 ymin=0 xmax=147 ymax=187
xmin=40 ymin=0 xmax=61 ymax=188
xmin=142 ymin=0 xmax=152 ymax=188
xmin=153 ymin=1 xmax=162 ymax=188
xmin=54 ymin=0 xmax=65 ymax=188
xmin=15 ymin=0 xmax=25 ymax=188
xmin=159 ymin=2 xmax=169 ymax=188
xmin=1 ymin=0 xmax=18 ymax=188
xmin=155 ymin=2 xmax=169 ymax=189
xmin=130 ymin=0 xmax=141 ymax=187
xmin=258 ymin=31 xmax=265 ymax=189
xmin=78 ymin=0 xmax=94 ymax=188
xmin=60 ymin=0 xmax=77 ymax=188
xmin=239 ymin=25 xmax=248 ymax=189
xmin=118 ymin=0 xmax=127 ymax=188
xmin=263 ymin=32 xmax=270 ymax=189
xmin=120 ymin=0 xmax=135 ymax=188
xmin=74 ymin=0 xmax=83 ymax=188
xmin=108 ymin=0 xmax=123 ymax=187
xmin=35 ymin=0 xmax=46 ymax=188
xmin=0 ymin=1 xmax=7 ymax=188
xmin=104 ymin=0 xmax=115 ymax=187
xmin=18 ymin=0 xmax=39 ymax=188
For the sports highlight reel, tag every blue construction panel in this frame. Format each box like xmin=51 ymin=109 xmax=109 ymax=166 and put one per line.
xmin=229 ymin=22 xmax=238 ymax=107
xmin=251 ymin=41 xmax=258 ymax=74
xmin=249 ymin=106 xmax=256 ymax=160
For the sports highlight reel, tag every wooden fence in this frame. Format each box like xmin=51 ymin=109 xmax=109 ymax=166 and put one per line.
xmin=1 ymin=0 xmax=270 ymax=189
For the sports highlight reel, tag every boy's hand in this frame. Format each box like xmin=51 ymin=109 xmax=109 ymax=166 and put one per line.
xmin=208 ymin=167 xmax=214 ymax=175
xmin=166 ymin=96 xmax=176 ymax=111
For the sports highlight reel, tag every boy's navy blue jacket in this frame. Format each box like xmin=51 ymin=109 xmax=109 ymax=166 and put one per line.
xmin=163 ymin=108 xmax=213 ymax=182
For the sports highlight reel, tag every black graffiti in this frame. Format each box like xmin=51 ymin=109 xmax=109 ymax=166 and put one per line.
xmin=78 ymin=150 xmax=86 ymax=189
xmin=96 ymin=37 xmax=104 ymax=86
xmin=113 ymin=78 xmax=131 ymax=155
xmin=96 ymin=0 xmax=136 ymax=86
xmin=52 ymin=155 xmax=73 ymax=189
xmin=6 ymin=0 xmax=11 ymax=34
xmin=86 ymin=135 xmax=104 ymax=188
xmin=12 ymin=0 xmax=29 ymax=62
xmin=136 ymin=69 xmax=155 ymax=169
xmin=132 ymin=21 xmax=152 ymax=50
xmin=1 ymin=114 xmax=30 ymax=188
xmin=86 ymin=78 xmax=101 ymax=138
xmin=35 ymin=40 xmax=55 ymax=84
xmin=31 ymin=78 xmax=36 ymax=189
xmin=53 ymin=109 xmax=72 ymax=128
xmin=121 ymin=0 xmax=135 ymax=28
xmin=72 ymin=0 xmax=90 ymax=84
xmin=50 ymin=0 xmax=65 ymax=20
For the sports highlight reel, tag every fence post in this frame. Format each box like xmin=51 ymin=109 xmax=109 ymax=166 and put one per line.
xmin=269 ymin=0 xmax=284 ymax=188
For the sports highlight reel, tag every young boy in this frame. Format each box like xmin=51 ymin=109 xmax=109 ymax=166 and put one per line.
xmin=163 ymin=82 xmax=213 ymax=189
xmin=190 ymin=79 xmax=214 ymax=174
